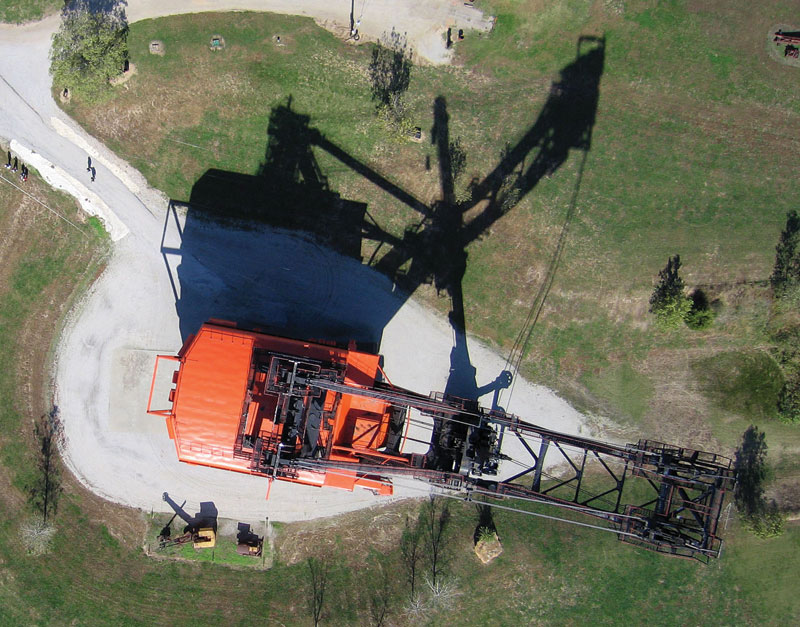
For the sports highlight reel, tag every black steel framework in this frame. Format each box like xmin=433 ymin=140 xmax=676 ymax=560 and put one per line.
xmin=236 ymin=352 xmax=735 ymax=561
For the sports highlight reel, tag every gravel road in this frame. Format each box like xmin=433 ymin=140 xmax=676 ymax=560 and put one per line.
xmin=0 ymin=2 xmax=590 ymax=525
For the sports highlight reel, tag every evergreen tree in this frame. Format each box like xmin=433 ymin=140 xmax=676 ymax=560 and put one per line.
xmin=649 ymin=254 xmax=691 ymax=329
xmin=770 ymin=210 xmax=800 ymax=298
xmin=734 ymin=426 xmax=785 ymax=538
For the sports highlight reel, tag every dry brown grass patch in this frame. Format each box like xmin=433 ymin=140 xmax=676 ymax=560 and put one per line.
xmin=275 ymin=499 xmax=419 ymax=566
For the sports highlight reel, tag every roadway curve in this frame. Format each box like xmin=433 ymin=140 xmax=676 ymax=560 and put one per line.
xmin=0 ymin=2 xmax=588 ymax=524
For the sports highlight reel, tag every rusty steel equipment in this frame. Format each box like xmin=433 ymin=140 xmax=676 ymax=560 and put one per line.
xmin=157 ymin=527 xmax=216 ymax=550
xmin=774 ymin=30 xmax=800 ymax=45
xmin=149 ymin=321 xmax=734 ymax=561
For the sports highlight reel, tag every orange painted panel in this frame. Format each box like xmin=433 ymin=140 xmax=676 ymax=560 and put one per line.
xmin=345 ymin=351 xmax=380 ymax=387
xmin=165 ymin=322 xmax=398 ymax=493
xmin=348 ymin=394 xmax=388 ymax=414
xmin=172 ymin=326 xmax=254 ymax=464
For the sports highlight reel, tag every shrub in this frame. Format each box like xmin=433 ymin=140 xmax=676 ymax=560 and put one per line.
xmin=686 ymin=289 xmax=714 ymax=330
xmin=649 ymin=255 xmax=691 ymax=329
xmin=476 ymin=526 xmax=496 ymax=544
xmin=777 ymin=376 xmax=800 ymax=424
xmin=742 ymin=505 xmax=785 ymax=539
xmin=686 ymin=306 xmax=714 ymax=330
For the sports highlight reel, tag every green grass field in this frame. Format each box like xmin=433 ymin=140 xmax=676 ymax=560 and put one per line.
xmin=64 ymin=4 xmax=799 ymax=430
xmin=2 ymin=0 xmax=799 ymax=622
xmin=0 ymin=0 xmax=59 ymax=24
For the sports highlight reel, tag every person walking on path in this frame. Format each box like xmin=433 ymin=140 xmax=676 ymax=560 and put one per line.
xmin=87 ymin=156 xmax=92 ymax=172
xmin=91 ymin=166 xmax=96 ymax=182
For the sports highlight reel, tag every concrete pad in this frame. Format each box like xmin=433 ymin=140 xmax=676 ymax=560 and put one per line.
xmin=108 ymin=349 xmax=175 ymax=434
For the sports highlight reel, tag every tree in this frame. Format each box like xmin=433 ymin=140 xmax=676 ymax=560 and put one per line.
xmin=421 ymin=495 xmax=450 ymax=590
xmin=50 ymin=0 xmax=128 ymax=102
xmin=770 ymin=210 xmax=800 ymax=299
xmin=685 ymin=288 xmax=714 ymax=330
xmin=649 ymin=254 xmax=691 ymax=329
xmin=369 ymin=28 xmax=413 ymax=117
xmin=366 ymin=554 xmax=391 ymax=627
xmin=20 ymin=517 xmax=57 ymax=556
xmin=777 ymin=374 xmax=800 ymax=423
xmin=27 ymin=408 xmax=63 ymax=523
xmin=742 ymin=503 xmax=784 ymax=538
xmin=400 ymin=512 xmax=423 ymax=602
xmin=734 ymin=426 xmax=785 ymax=538
xmin=306 ymin=556 xmax=329 ymax=627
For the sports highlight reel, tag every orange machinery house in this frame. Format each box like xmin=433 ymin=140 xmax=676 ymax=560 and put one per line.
xmin=147 ymin=320 xmax=412 ymax=495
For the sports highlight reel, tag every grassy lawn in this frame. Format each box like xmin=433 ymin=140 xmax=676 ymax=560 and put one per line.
xmin=0 ymin=155 xmax=795 ymax=626
xmin=63 ymin=4 xmax=799 ymax=438
xmin=0 ymin=0 xmax=59 ymax=24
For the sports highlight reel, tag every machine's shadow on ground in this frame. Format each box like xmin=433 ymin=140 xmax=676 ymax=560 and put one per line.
xmin=162 ymin=36 xmax=604 ymax=405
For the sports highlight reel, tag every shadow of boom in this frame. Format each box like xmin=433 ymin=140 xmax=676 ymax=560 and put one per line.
xmin=188 ymin=168 xmax=367 ymax=260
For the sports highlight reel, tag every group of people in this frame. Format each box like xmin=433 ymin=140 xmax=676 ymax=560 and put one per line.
xmin=4 ymin=150 xmax=98 ymax=184
xmin=4 ymin=151 xmax=28 ymax=182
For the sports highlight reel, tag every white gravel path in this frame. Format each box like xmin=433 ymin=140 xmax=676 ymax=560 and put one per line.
xmin=0 ymin=2 xmax=592 ymax=525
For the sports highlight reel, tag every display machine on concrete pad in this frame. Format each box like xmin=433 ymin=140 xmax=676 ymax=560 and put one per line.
xmin=148 ymin=320 xmax=735 ymax=561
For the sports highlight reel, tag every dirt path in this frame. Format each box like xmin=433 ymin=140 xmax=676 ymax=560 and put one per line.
xmin=126 ymin=0 xmax=496 ymax=65
xmin=0 ymin=3 xmax=590 ymax=525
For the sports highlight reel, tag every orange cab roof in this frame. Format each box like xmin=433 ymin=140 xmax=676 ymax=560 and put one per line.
xmin=168 ymin=323 xmax=384 ymax=474
xmin=171 ymin=326 xmax=254 ymax=469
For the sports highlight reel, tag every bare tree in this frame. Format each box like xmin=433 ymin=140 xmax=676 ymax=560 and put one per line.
xmin=27 ymin=408 xmax=64 ymax=523
xmin=306 ymin=556 xmax=329 ymax=626
xmin=367 ymin=554 xmax=391 ymax=627
xmin=421 ymin=496 xmax=450 ymax=589
xmin=400 ymin=512 xmax=423 ymax=601
xmin=20 ymin=517 xmax=56 ymax=556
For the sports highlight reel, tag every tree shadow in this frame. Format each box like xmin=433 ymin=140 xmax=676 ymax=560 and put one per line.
xmin=734 ymin=425 xmax=768 ymax=516
xmin=690 ymin=288 xmax=709 ymax=311
xmin=164 ymin=37 xmax=604 ymax=413
xmin=473 ymin=502 xmax=497 ymax=544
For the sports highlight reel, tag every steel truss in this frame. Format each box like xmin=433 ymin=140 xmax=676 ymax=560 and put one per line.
xmin=475 ymin=419 xmax=735 ymax=561
xmin=238 ymin=353 xmax=735 ymax=561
